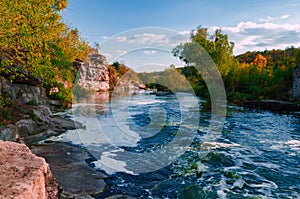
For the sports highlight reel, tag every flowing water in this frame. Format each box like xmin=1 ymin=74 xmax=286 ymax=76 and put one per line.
xmin=58 ymin=92 xmax=300 ymax=199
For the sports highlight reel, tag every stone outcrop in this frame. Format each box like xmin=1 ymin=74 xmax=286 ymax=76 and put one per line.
xmin=0 ymin=140 xmax=58 ymax=198
xmin=0 ymin=103 xmax=81 ymax=143
xmin=114 ymin=79 xmax=147 ymax=93
xmin=75 ymin=54 xmax=110 ymax=92
xmin=0 ymin=78 xmax=49 ymax=106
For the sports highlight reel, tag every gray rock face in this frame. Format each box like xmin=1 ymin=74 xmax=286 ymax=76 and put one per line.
xmin=16 ymin=119 xmax=36 ymax=137
xmin=0 ymin=124 xmax=16 ymax=141
xmin=0 ymin=78 xmax=49 ymax=105
xmin=33 ymin=105 xmax=52 ymax=124
xmin=76 ymin=54 xmax=110 ymax=92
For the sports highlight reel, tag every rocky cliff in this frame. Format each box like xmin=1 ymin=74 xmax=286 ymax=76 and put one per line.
xmin=0 ymin=140 xmax=58 ymax=199
xmin=0 ymin=77 xmax=49 ymax=106
xmin=75 ymin=54 xmax=110 ymax=92
xmin=74 ymin=53 xmax=146 ymax=93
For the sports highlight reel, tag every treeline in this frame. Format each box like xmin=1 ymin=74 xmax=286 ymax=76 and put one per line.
xmin=139 ymin=26 xmax=300 ymax=104
xmin=0 ymin=0 xmax=90 ymax=106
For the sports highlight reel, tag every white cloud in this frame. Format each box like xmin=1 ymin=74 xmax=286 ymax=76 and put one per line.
xmin=234 ymin=35 xmax=261 ymax=50
xmin=127 ymin=33 xmax=169 ymax=44
xmin=281 ymin=14 xmax=290 ymax=19
xmin=178 ymin=31 xmax=190 ymax=35
xmin=235 ymin=21 xmax=300 ymax=32
xmin=216 ymin=16 xmax=300 ymax=54
xmin=259 ymin=15 xmax=290 ymax=23
xmin=143 ymin=50 xmax=157 ymax=55
xmin=115 ymin=50 xmax=127 ymax=55
xmin=116 ymin=36 xmax=127 ymax=42
xmin=100 ymin=36 xmax=111 ymax=40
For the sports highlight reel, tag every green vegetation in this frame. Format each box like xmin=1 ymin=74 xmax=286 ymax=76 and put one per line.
xmin=0 ymin=0 xmax=90 ymax=107
xmin=30 ymin=111 xmax=38 ymax=121
xmin=26 ymin=100 xmax=38 ymax=106
xmin=1 ymin=108 xmax=13 ymax=121
xmin=139 ymin=26 xmax=299 ymax=104
xmin=0 ymin=95 xmax=10 ymax=109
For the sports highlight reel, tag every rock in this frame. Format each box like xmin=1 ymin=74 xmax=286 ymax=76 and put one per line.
xmin=76 ymin=54 xmax=110 ymax=92
xmin=0 ymin=78 xmax=49 ymax=105
xmin=16 ymin=119 xmax=36 ymax=137
xmin=50 ymin=117 xmax=82 ymax=133
xmin=114 ymin=79 xmax=146 ymax=93
xmin=155 ymin=91 xmax=174 ymax=96
xmin=33 ymin=105 xmax=52 ymax=124
xmin=47 ymin=99 xmax=62 ymax=106
xmin=0 ymin=124 xmax=16 ymax=141
xmin=138 ymin=84 xmax=146 ymax=90
xmin=22 ymin=130 xmax=60 ymax=144
xmin=0 ymin=140 xmax=58 ymax=199
xmin=30 ymin=142 xmax=107 ymax=197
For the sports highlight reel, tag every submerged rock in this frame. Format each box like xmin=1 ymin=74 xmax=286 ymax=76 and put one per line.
xmin=0 ymin=140 xmax=58 ymax=199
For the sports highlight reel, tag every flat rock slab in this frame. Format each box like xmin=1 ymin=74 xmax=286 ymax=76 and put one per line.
xmin=30 ymin=142 xmax=107 ymax=197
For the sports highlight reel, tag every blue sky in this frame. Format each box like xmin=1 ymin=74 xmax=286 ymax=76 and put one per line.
xmin=63 ymin=0 xmax=300 ymax=71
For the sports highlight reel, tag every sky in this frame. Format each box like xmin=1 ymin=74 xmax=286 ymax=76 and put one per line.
xmin=63 ymin=0 xmax=300 ymax=71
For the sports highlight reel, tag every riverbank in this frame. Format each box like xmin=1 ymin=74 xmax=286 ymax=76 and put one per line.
xmin=243 ymin=100 xmax=300 ymax=112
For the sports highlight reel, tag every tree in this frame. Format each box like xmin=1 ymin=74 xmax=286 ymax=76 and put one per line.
xmin=0 ymin=0 xmax=90 ymax=105
xmin=173 ymin=26 xmax=236 ymax=77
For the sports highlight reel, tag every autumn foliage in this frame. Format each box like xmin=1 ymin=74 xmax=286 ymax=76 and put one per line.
xmin=0 ymin=0 xmax=90 ymax=104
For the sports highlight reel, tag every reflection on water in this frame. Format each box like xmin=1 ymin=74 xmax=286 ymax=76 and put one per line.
xmin=58 ymin=92 xmax=300 ymax=198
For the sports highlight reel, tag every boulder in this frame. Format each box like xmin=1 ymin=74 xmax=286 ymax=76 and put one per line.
xmin=33 ymin=105 xmax=52 ymax=124
xmin=16 ymin=119 xmax=36 ymax=137
xmin=0 ymin=140 xmax=58 ymax=198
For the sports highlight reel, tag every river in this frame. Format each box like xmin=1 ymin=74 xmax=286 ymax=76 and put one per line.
xmin=57 ymin=91 xmax=300 ymax=199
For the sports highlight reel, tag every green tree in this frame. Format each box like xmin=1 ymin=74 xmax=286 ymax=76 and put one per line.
xmin=173 ymin=26 xmax=236 ymax=77
xmin=0 ymin=0 xmax=67 ymax=79
xmin=0 ymin=0 xmax=90 ymax=105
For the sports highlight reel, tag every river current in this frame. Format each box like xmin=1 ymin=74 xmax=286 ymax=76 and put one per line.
xmin=57 ymin=91 xmax=300 ymax=199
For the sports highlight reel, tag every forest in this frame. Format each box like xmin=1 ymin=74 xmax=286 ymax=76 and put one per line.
xmin=139 ymin=26 xmax=300 ymax=104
